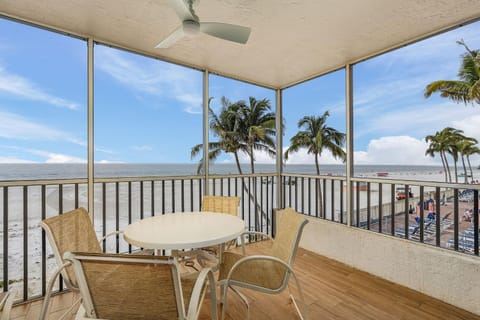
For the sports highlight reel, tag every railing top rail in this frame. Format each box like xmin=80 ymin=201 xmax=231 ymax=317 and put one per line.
xmin=1 ymin=172 xmax=478 ymax=190
xmin=350 ymin=176 xmax=480 ymax=189
xmin=0 ymin=178 xmax=87 ymax=187
xmin=0 ymin=172 xmax=279 ymax=187
xmin=282 ymin=173 xmax=347 ymax=181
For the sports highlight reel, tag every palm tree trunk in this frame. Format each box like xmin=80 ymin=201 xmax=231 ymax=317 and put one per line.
xmin=315 ymin=153 xmax=323 ymax=218
xmin=442 ymin=152 xmax=452 ymax=182
xmin=235 ymin=150 xmax=267 ymax=233
xmin=461 ymin=154 xmax=468 ymax=183
xmin=249 ymin=145 xmax=255 ymax=174
xmin=453 ymin=157 xmax=458 ymax=183
xmin=467 ymin=155 xmax=474 ymax=180
xmin=234 ymin=152 xmax=243 ymax=174
xmin=440 ymin=153 xmax=448 ymax=182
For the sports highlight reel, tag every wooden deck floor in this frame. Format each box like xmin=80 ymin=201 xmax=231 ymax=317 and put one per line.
xmin=12 ymin=242 xmax=480 ymax=320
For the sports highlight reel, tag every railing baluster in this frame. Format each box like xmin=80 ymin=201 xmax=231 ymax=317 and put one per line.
xmin=140 ymin=181 xmax=144 ymax=220
xmin=3 ymin=187 xmax=8 ymax=292
xmin=23 ymin=186 xmax=28 ymax=301
xmin=58 ymin=184 xmax=63 ymax=292
xmin=435 ymin=187 xmax=441 ymax=247
xmin=128 ymin=181 xmax=132 ymax=253
xmin=378 ymin=183 xmax=382 ymax=233
xmin=474 ymin=190 xmax=479 ymax=256
xmin=390 ymin=184 xmax=395 ymax=236
xmin=171 ymin=179 xmax=175 ymax=213
xmin=102 ymin=182 xmax=106 ymax=252
xmin=454 ymin=188 xmax=459 ymax=251
xmin=367 ymin=182 xmax=371 ymax=230
xmin=151 ymin=181 xmax=155 ymax=216
xmin=162 ymin=180 xmax=165 ymax=214
xmin=41 ymin=185 xmax=46 ymax=296
xmin=340 ymin=180 xmax=344 ymax=224
xmin=115 ymin=182 xmax=120 ymax=253
xmin=419 ymin=186 xmax=424 ymax=243
xmin=331 ymin=179 xmax=335 ymax=222
xmin=404 ymin=184 xmax=409 ymax=240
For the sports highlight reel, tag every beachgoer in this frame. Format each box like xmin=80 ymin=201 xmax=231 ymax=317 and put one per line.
xmin=463 ymin=209 xmax=473 ymax=221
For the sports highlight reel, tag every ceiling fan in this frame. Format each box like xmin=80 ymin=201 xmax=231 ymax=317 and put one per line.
xmin=155 ymin=0 xmax=251 ymax=49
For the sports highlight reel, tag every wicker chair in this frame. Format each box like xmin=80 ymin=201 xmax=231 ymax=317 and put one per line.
xmin=39 ymin=207 xmax=126 ymax=320
xmin=217 ymin=207 xmax=309 ymax=320
xmin=201 ymin=195 xmax=241 ymax=251
xmin=201 ymin=195 xmax=240 ymax=217
xmin=179 ymin=196 xmax=241 ymax=269
xmin=64 ymin=252 xmax=217 ymax=320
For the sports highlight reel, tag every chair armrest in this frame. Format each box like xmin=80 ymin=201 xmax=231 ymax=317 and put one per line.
xmin=98 ymin=230 xmax=123 ymax=244
xmin=186 ymin=267 xmax=217 ymax=320
xmin=239 ymin=231 xmax=273 ymax=255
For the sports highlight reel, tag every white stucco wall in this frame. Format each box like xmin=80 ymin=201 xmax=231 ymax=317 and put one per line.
xmin=298 ymin=217 xmax=480 ymax=315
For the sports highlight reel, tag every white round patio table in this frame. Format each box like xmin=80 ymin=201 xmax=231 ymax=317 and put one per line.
xmin=123 ymin=211 xmax=245 ymax=250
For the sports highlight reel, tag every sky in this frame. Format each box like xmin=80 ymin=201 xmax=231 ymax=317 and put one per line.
xmin=0 ymin=18 xmax=480 ymax=167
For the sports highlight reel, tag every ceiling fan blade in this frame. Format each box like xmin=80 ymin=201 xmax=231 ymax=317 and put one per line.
xmin=155 ymin=26 xmax=185 ymax=48
xmin=200 ymin=22 xmax=251 ymax=44
xmin=167 ymin=0 xmax=196 ymax=21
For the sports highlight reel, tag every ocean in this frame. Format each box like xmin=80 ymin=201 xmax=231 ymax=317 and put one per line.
xmin=0 ymin=163 xmax=449 ymax=181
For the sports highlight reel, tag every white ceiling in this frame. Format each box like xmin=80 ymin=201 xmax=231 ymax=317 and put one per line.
xmin=1 ymin=0 xmax=480 ymax=89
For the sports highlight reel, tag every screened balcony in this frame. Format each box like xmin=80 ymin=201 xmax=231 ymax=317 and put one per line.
xmin=0 ymin=1 xmax=480 ymax=319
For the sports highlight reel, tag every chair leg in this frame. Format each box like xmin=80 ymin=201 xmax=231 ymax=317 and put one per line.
xmin=287 ymin=271 xmax=308 ymax=320
xmin=220 ymin=283 xmax=250 ymax=320
xmin=39 ymin=262 xmax=72 ymax=320
xmin=57 ymin=296 xmax=82 ymax=320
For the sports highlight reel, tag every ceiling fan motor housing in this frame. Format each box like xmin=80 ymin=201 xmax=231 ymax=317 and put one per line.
xmin=182 ymin=19 xmax=200 ymax=36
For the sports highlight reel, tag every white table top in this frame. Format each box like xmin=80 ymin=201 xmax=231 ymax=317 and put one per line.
xmin=123 ymin=211 xmax=245 ymax=250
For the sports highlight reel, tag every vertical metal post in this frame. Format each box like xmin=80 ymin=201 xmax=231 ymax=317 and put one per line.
xmin=275 ymin=89 xmax=283 ymax=209
xmin=345 ymin=64 xmax=354 ymax=226
xmin=203 ymin=70 xmax=209 ymax=196
xmin=87 ymin=38 xmax=95 ymax=218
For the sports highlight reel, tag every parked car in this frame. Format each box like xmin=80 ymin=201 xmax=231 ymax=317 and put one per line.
xmin=396 ymin=187 xmax=413 ymax=200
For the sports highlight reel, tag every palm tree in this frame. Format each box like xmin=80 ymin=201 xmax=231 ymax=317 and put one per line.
xmin=456 ymin=136 xmax=479 ymax=183
xmin=284 ymin=111 xmax=346 ymax=216
xmin=425 ymin=129 xmax=454 ymax=182
xmin=425 ymin=127 xmax=477 ymax=183
xmin=284 ymin=112 xmax=346 ymax=174
xmin=192 ymin=96 xmax=277 ymax=231
xmin=237 ymin=97 xmax=276 ymax=174
xmin=425 ymin=40 xmax=480 ymax=105
xmin=191 ymin=97 xmax=246 ymax=174
xmin=464 ymin=143 xmax=480 ymax=179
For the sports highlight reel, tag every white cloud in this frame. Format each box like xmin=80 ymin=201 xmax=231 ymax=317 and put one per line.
xmin=96 ymin=159 xmax=125 ymax=164
xmin=132 ymin=145 xmax=154 ymax=151
xmin=0 ymin=66 xmax=80 ymax=110
xmin=0 ymin=110 xmax=69 ymax=140
xmin=95 ymin=48 xmax=202 ymax=114
xmin=0 ymin=146 xmax=86 ymax=163
xmin=354 ymin=135 xmax=436 ymax=165
xmin=451 ymin=114 xmax=480 ymax=139
xmin=43 ymin=153 xmax=86 ymax=163
xmin=0 ymin=156 xmax=34 ymax=163
xmin=0 ymin=110 xmax=86 ymax=145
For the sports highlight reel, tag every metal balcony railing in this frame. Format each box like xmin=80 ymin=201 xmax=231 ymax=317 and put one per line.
xmin=0 ymin=173 xmax=478 ymax=304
